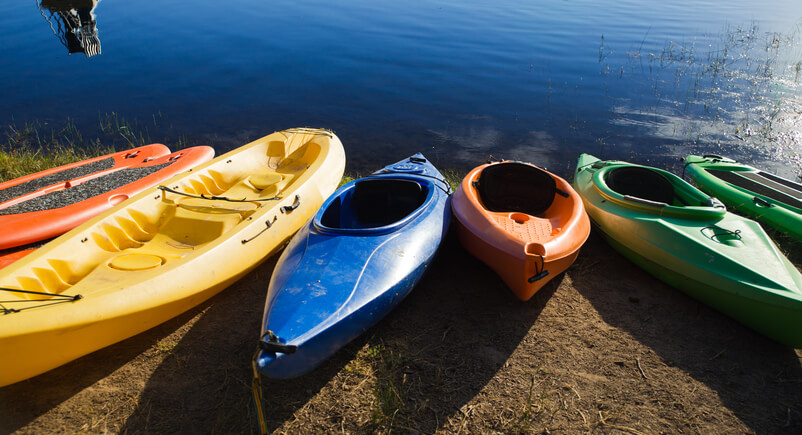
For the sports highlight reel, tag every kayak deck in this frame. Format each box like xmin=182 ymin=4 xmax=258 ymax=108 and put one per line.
xmin=256 ymin=154 xmax=450 ymax=378
xmin=0 ymin=128 xmax=345 ymax=387
xmin=705 ymin=169 xmax=802 ymax=209
xmin=684 ymin=155 xmax=802 ymax=240
xmin=452 ymin=161 xmax=590 ymax=301
xmin=574 ymin=154 xmax=802 ymax=348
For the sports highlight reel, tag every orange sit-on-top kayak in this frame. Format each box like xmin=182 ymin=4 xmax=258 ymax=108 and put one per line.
xmin=0 ymin=144 xmax=215 ymax=252
xmin=451 ymin=161 xmax=590 ymax=301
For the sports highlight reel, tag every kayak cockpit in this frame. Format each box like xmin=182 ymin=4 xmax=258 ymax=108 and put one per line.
xmin=606 ymin=166 xmax=679 ymax=206
xmin=316 ymin=177 xmax=430 ymax=232
xmin=594 ymin=164 xmax=726 ymax=219
xmin=476 ymin=162 xmax=558 ymax=217
xmin=471 ymin=161 xmax=582 ymax=245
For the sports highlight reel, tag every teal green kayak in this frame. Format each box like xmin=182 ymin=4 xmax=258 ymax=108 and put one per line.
xmin=573 ymin=153 xmax=802 ymax=348
xmin=684 ymin=154 xmax=802 ymax=240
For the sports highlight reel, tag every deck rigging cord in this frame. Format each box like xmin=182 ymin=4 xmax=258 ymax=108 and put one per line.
xmin=0 ymin=287 xmax=83 ymax=314
xmin=157 ymin=185 xmax=280 ymax=202
xmin=383 ymin=171 xmax=453 ymax=195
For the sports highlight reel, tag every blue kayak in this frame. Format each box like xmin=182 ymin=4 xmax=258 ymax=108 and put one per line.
xmin=254 ymin=153 xmax=452 ymax=378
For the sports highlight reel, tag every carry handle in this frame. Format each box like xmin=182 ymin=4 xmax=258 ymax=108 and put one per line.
xmin=528 ymin=270 xmax=550 ymax=283
xmin=259 ymin=330 xmax=297 ymax=354
xmin=280 ymin=195 xmax=301 ymax=213
xmin=753 ymin=196 xmax=774 ymax=207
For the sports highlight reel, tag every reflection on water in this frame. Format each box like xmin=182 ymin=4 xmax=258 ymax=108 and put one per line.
xmin=601 ymin=22 xmax=802 ymax=176
xmin=0 ymin=0 xmax=800 ymax=178
xmin=38 ymin=0 xmax=101 ymax=57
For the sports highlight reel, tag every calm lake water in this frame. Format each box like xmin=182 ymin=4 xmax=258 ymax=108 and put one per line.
xmin=2 ymin=0 xmax=801 ymax=176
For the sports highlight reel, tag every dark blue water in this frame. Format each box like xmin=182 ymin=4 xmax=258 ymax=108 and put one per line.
xmin=2 ymin=0 xmax=801 ymax=176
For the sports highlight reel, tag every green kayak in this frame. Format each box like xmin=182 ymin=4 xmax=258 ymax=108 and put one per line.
xmin=684 ymin=154 xmax=802 ymax=240
xmin=573 ymin=153 xmax=802 ymax=348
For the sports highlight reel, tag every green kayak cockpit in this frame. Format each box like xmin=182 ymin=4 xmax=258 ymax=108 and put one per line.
xmin=592 ymin=163 xmax=726 ymax=220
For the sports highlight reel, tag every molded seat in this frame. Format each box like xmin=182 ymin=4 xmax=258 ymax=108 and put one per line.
xmin=477 ymin=162 xmax=556 ymax=216
xmin=605 ymin=166 xmax=676 ymax=204
xmin=351 ymin=179 xmax=426 ymax=227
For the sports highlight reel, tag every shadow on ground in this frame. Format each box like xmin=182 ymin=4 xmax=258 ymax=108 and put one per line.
xmin=116 ymin=255 xmax=361 ymax=433
xmin=571 ymin=231 xmax=802 ymax=433
xmin=0 ymin=292 xmax=223 ymax=434
xmin=120 ymin=226 xmax=556 ymax=433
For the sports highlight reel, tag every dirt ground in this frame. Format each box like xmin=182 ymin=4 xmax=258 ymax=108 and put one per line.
xmin=1 ymin=228 xmax=801 ymax=434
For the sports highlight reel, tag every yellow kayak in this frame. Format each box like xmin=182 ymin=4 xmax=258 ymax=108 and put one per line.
xmin=0 ymin=128 xmax=345 ymax=387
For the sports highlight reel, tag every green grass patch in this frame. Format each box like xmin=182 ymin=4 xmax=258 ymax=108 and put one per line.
xmin=363 ymin=342 xmax=410 ymax=430
xmin=1 ymin=120 xmax=117 ymax=182
xmin=0 ymin=113 xmax=194 ymax=183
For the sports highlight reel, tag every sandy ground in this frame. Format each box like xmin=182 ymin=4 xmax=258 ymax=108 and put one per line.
xmin=1 ymin=228 xmax=801 ymax=434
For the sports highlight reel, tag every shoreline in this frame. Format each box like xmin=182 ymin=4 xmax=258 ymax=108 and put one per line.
xmin=1 ymin=141 xmax=800 ymax=433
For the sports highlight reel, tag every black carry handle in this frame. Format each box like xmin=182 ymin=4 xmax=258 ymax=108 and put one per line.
xmin=280 ymin=195 xmax=301 ymax=213
xmin=259 ymin=330 xmax=297 ymax=354
xmin=528 ymin=270 xmax=550 ymax=283
xmin=753 ymin=196 xmax=774 ymax=207
xmin=528 ymin=253 xmax=550 ymax=283
xmin=702 ymin=154 xmax=724 ymax=160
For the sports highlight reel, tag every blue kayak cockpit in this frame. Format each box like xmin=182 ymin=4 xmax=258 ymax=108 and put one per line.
xmin=314 ymin=176 xmax=433 ymax=234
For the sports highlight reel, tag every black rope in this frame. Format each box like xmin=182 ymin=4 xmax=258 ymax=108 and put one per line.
xmin=381 ymin=171 xmax=453 ymax=195
xmin=0 ymin=287 xmax=82 ymax=300
xmin=2 ymin=299 xmax=82 ymax=314
xmin=0 ymin=303 xmax=18 ymax=314
xmin=157 ymin=185 xmax=280 ymax=203
xmin=575 ymin=161 xmax=597 ymax=172
xmin=703 ymin=226 xmax=742 ymax=242
xmin=0 ymin=287 xmax=83 ymax=315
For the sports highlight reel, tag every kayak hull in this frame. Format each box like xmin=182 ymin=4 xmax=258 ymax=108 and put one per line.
xmin=0 ymin=248 xmax=35 ymax=269
xmin=452 ymin=161 xmax=590 ymax=301
xmin=0 ymin=128 xmax=345 ymax=387
xmin=573 ymin=154 xmax=802 ymax=348
xmin=255 ymin=154 xmax=451 ymax=378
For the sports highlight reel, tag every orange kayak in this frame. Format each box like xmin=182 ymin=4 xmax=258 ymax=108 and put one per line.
xmin=0 ymin=248 xmax=35 ymax=269
xmin=451 ymin=161 xmax=590 ymax=301
xmin=0 ymin=144 xmax=215 ymax=250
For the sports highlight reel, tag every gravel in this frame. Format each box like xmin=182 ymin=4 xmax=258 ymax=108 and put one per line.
xmin=0 ymin=162 xmax=173 ymax=215
xmin=0 ymin=157 xmax=115 ymax=204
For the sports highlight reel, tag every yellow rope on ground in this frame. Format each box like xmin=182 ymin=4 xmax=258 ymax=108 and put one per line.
xmin=251 ymin=349 xmax=268 ymax=434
